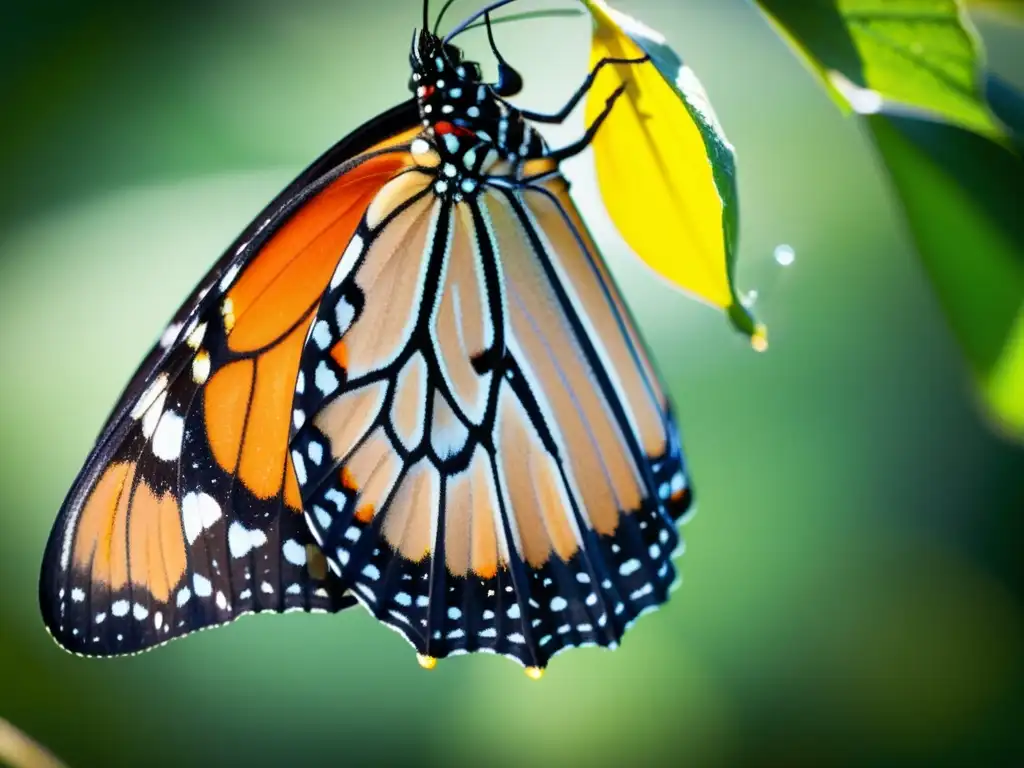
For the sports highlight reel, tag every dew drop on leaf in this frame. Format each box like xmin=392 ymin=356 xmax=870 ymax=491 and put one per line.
xmin=774 ymin=244 xmax=796 ymax=267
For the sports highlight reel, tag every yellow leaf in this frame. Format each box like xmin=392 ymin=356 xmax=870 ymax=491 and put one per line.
xmin=581 ymin=0 xmax=758 ymax=340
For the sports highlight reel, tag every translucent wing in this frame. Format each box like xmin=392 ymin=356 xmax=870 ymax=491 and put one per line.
xmin=39 ymin=102 xmax=422 ymax=655
xmin=290 ymin=147 xmax=692 ymax=670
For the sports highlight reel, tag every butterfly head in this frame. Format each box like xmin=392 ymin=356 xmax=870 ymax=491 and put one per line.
xmin=409 ymin=29 xmax=492 ymax=133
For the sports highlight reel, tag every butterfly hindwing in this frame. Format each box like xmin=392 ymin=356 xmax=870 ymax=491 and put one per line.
xmin=39 ymin=105 xmax=422 ymax=656
xmin=290 ymin=144 xmax=693 ymax=669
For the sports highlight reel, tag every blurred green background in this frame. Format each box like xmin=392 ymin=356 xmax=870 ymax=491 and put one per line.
xmin=1 ymin=1 xmax=1022 ymax=766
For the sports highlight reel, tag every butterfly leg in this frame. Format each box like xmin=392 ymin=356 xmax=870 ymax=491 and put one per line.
xmin=545 ymin=83 xmax=628 ymax=163
xmin=514 ymin=55 xmax=648 ymax=124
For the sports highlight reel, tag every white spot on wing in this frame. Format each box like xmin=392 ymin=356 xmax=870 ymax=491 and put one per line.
xmin=181 ymin=492 xmax=222 ymax=544
xmin=315 ymin=361 xmax=338 ymax=396
xmin=291 ymin=450 xmax=308 ymax=485
xmin=630 ymin=583 xmax=654 ymax=600
xmin=282 ymin=539 xmax=307 ymax=567
xmin=192 ymin=351 xmax=211 ymax=384
xmin=219 ymin=262 xmax=242 ymax=292
xmin=330 ymin=234 xmax=364 ymax=289
xmin=193 ymin=573 xmax=213 ymax=597
xmin=151 ymin=410 xmax=184 ymax=462
xmin=620 ymin=559 xmax=641 ymax=577
xmin=160 ymin=323 xmax=183 ymax=348
xmin=140 ymin=391 xmax=167 ymax=440
xmin=132 ymin=374 xmax=169 ymax=421
xmin=312 ymin=320 xmax=332 ymax=350
xmin=111 ymin=600 xmax=129 ymax=617
xmin=335 ymin=298 xmax=355 ymax=334
xmin=186 ymin=322 xmax=208 ymax=350
xmin=313 ymin=506 xmax=332 ymax=531
xmin=308 ymin=441 xmax=323 ymax=465
xmin=228 ymin=521 xmax=268 ymax=559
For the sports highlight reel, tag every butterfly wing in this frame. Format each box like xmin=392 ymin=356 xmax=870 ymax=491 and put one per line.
xmin=39 ymin=101 xmax=423 ymax=655
xmin=290 ymin=148 xmax=692 ymax=670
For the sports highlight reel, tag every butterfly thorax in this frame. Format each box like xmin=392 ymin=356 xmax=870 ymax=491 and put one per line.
xmin=409 ymin=30 xmax=548 ymax=193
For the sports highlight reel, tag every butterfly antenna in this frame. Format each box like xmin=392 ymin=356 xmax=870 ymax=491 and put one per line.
xmin=485 ymin=11 xmax=502 ymax=60
xmin=485 ymin=11 xmax=523 ymax=96
xmin=444 ymin=0 xmax=518 ymax=42
xmin=423 ymin=0 xmax=431 ymax=32
xmin=434 ymin=0 xmax=460 ymax=34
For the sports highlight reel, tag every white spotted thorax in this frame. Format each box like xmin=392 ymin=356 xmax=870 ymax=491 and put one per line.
xmin=408 ymin=28 xmax=549 ymax=201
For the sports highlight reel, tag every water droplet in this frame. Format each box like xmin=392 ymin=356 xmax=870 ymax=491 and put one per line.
xmin=827 ymin=71 xmax=883 ymax=115
xmin=741 ymin=289 xmax=759 ymax=309
xmin=774 ymin=244 xmax=795 ymax=267
xmin=751 ymin=324 xmax=769 ymax=353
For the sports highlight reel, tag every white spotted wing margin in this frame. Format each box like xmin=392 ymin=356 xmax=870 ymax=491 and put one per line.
xmin=290 ymin=155 xmax=694 ymax=670
xmin=33 ymin=110 xmax=431 ymax=657
xmin=37 ymin=314 xmax=356 ymax=657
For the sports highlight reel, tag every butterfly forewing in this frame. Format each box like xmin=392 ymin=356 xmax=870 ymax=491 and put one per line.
xmin=39 ymin=106 xmax=423 ymax=655
xmin=290 ymin=143 xmax=692 ymax=669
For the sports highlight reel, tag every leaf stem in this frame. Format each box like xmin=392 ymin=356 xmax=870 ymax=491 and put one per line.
xmin=0 ymin=718 xmax=68 ymax=768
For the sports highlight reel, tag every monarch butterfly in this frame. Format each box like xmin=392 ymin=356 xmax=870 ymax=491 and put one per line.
xmin=39 ymin=0 xmax=693 ymax=676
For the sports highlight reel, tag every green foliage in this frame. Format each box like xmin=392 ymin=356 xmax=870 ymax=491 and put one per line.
xmin=755 ymin=0 xmax=1005 ymax=138
xmin=750 ymin=0 xmax=1024 ymax=438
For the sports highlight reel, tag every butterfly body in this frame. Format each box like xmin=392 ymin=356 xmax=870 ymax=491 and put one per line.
xmin=40 ymin=14 xmax=693 ymax=672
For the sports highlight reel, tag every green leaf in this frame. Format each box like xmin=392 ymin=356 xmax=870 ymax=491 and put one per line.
xmin=755 ymin=0 xmax=1024 ymax=437
xmin=864 ymin=79 xmax=1024 ymax=438
xmin=754 ymin=0 xmax=1007 ymax=141
xmin=579 ymin=0 xmax=761 ymax=343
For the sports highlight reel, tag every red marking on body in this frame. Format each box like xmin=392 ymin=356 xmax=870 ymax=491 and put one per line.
xmin=433 ymin=121 xmax=474 ymax=138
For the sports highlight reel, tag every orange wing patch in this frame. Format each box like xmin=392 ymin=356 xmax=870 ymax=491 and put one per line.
xmin=204 ymin=359 xmax=254 ymax=475
xmin=226 ymin=152 xmax=414 ymax=354
xmin=445 ymin=446 xmax=505 ymax=579
xmin=497 ymin=388 xmax=581 ymax=568
xmin=237 ymin=321 xmax=308 ymax=501
xmin=204 ymin=150 xmax=415 ymax=506
xmin=383 ymin=459 xmax=440 ymax=562
xmin=526 ymin=182 xmax=667 ymax=457
xmin=484 ymin=191 xmax=645 ymax=536
xmin=73 ymin=461 xmax=186 ymax=602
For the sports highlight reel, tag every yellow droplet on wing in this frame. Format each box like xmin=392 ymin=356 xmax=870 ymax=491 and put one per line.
xmin=524 ymin=667 xmax=545 ymax=681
